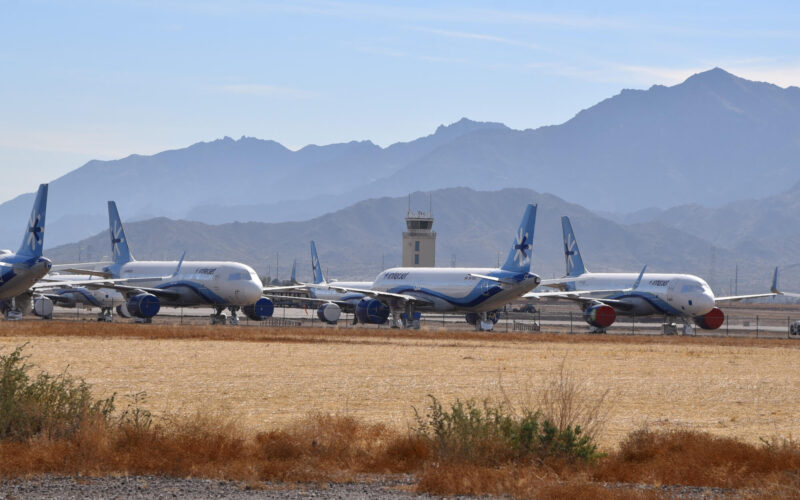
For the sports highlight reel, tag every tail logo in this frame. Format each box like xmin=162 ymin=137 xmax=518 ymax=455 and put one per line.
xmin=26 ymin=213 xmax=43 ymax=251
xmin=513 ymin=228 xmax=531 ymax=266
xmin=565 ymin=234 xmax=577 ymax=270
xmin=111 ymin=221 xmax=124 ymax=257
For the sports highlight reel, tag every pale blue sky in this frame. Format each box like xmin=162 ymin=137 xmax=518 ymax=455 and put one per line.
xmin=1 ymin=0 xmax=799 ymax=203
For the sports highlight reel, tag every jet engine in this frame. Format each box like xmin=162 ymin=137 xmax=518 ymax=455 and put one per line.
xmin=583 ymin=304 xmax=616 ymax=328
xmin=126 ymin=293 xmax=160 ymax=319
xmin=355 ymin=298 xmax=389 ymax=325
xmin=317 ymin=303 xmax=341 ymax=324
xmin=32 ymin=297 xmax=54 ymax=318
xmin=695 ymin=307 xmax=724 ymax=330
xmin=116 ymin=303 xmax=132 ymax=318
xmin=243 ymin=297 xmax=274 ymax=321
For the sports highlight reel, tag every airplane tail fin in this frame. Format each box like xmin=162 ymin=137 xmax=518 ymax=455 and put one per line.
xmin=310 ymin=241 xmax=324 ymax=284
xmin=561 ymin=216 xmax=587 ymax=276
xmin=17 ymin=184 xmax=48 ymax=258
xmin=291 ymin=259 xmax=297 ymax=284
xmin=107 ymin=201 xmax=134 ymax=265
xmin=501 ymin=204 xmax=537 ymax=273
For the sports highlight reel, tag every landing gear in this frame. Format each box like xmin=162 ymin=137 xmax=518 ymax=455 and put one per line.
xmin=476 ymin=312 xmax=495 ymax=332
xmin=682 ymin=321 xmax=693 ymax=336
xmin=2 ymin=298 xmax=23 ymax=321
xmin=588 ymin=326 xmax=607 ymax=334
xmin=228 ymin=306 xmax=240 ymax=326
xmin=391 ymin=306 xmax=420 ymax=329
xmin=662 ymin=322 xmax=678 ymax=335
xmin=209 ymin=306 xmax=240 ymax=325
xmin=97 ymin=307 xmax=113 ymax=322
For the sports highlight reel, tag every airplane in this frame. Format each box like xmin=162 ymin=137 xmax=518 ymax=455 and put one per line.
xmin=525 ymin=216 xmax=779 ymax=334
xmin=64 ymin=201 xmax=275 ymax=325
xmin=0 ymin=184 xmax=53 ymax=320
xmin=33 ymin=273 xmax=124 ymax=321
xmin=262 ymin=241 xmax=373 ymax=325
xmin=314 ymin=204 xmax=541 ymax=331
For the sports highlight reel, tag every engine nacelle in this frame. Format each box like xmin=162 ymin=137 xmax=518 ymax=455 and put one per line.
xmin=243 ymin=297 xmax=274 ymax=321
xmin=32 ymin=297 xmax=54 ymax=318
xmin=355 ymin=298 xmax=389 ymax=325
xmin=583 ymin=304 xmax=616 ymax=328
xmin=695 ymin=307 xmax=724 ymax=330
xmin=116 ymin=303 xmax=132 ymax=318
xmin=126 ymin=293 xmax=160 ymax=319
xmin=317 ymin=303 xmax=341 ymax=324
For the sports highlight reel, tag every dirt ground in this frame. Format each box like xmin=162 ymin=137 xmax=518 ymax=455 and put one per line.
xmin=1 ymin=319 xmax=799 ymax=450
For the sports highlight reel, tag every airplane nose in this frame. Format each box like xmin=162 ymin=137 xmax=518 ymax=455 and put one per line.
xmin=245 ymin=280 xmax=263 ymax=303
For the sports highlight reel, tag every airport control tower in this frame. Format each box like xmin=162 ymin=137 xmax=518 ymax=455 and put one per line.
xmin=402 ymin=196 xmax=436 ymax=267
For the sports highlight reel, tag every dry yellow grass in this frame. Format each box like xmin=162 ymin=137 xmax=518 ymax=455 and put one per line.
xmin=1 ymin=322 xmax=799 ymax=449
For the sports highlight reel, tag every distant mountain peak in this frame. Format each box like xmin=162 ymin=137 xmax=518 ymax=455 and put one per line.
xmin=434 ymin=117 xmax=508 ymax=136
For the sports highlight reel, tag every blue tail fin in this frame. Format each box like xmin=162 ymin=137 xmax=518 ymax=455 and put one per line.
xmin=291 ymin=259 xmax=297 ymax=284
xmin=107 ymin=201 xmax=134 ymax=265
xmin=561 ymin=216 xmax=587 ymax=276
xmin=501 ymin=204 xmax=537 ymax=273
xmin=310 ymin=241 xmax=324 ymax=284
xmin=17 ymin=184 xmax=48 ymax=258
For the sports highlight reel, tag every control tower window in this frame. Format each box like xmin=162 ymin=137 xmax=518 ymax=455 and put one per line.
xmin=415 ymin=241 xmax=420 ymax=251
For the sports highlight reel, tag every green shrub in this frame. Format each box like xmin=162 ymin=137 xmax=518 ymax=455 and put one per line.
xmin=413 ymin=395 xmax=600 ymax=466
xmin=0 ymin=344 xmax=115 ymax=440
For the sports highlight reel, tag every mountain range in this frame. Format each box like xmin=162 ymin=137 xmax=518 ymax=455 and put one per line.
xmin=2 ymin=67 xmax=800 ymax=249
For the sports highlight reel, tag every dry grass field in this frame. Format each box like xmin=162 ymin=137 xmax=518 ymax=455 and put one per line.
xmin=1 ymin=321 xmax=799 ymax=451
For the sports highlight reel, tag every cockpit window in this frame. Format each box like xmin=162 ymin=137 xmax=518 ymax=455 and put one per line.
xmin=228 ymin=272 xmax=249 ymax=281
xmin=681 ymin=283 xmax=704 ymax=293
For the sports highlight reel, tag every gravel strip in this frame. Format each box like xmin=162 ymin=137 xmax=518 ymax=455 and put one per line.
xmin=0 ymin=475 xmax=453 ymax=499
xmin=0 ymin=475 xmax=751 ymax=499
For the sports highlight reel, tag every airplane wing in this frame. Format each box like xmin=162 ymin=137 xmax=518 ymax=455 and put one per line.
xmin=263 ymin=284 xmax=309 ymax=292
xmin=523 ymin=290 xmax=635 ymax=310
xmin=76 ymin=281 xmax=183 ymax=301
xmin=58 ymin=268 xmax=113 ymax=278
xmin=263 ymin=294 xmax=353 ymax=307
xmin=316 ymin=283 xmax=430 ymax=304
xmin=715 ymin=293 xmax=779 ymax=302
xmin=716 ymin=267 xmax=781 ymax=302
xmin=468 ymin=273 xmax=521 ymax=286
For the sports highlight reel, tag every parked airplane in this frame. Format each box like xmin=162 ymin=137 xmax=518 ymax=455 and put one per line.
xmin=66 ymin=201 xmax=274 ymax=324
xmin=525 ymin=216 xmax=778 ymax=334
xmin=316 ymin=204 xmax=541 ymax=330
xmin=0 ymin=184 xmax=52 ymax=320
xmin=35 ymin=273 xmax=124 ymax=321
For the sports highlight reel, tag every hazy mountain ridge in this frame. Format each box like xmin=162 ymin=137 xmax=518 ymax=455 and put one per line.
xmin=44 ymin=187 xmax=784 ymax=294
xmin=3 ymin=68 xmax=800 ymax=249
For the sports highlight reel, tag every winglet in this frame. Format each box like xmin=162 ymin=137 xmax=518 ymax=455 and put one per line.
xmin=771 ymin=266 xmax=780 ymax=294
xmin=632 ymin=265 xmax=647 ymax=290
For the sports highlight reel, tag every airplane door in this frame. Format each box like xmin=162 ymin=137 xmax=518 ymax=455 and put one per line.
xmin=666 ymin=280 xmax=677 ymax=303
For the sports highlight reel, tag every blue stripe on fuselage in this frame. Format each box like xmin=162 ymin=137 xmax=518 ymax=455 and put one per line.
xmin=155 ymin=280 xmax=228 ymax=305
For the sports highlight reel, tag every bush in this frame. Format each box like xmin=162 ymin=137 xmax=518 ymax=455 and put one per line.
xmin=413 ymin=395 xmax=601 ymax=466
xmin=0 ymin=344 xmax=115 ymax=440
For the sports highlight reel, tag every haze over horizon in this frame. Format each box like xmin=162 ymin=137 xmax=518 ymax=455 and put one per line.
xmin=2 ymin=0 xmax=800 ymax=203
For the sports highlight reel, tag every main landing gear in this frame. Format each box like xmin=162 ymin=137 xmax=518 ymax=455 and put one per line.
xmin=390 ymin=305 xmax=421 ymax=330
xmin=97 ymin=307 xmax=113 ymax=322
xmin=210 ymin=306 xmax=240 ymax=325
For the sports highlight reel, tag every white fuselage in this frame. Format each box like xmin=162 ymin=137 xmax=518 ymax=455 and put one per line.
xmin=371 ymin=267 xmax=540 ymax=313
xmin=559 ymin=272 xmax=716 ymax=317
xmin=117 ymin=261 xmax=263 ymax=307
